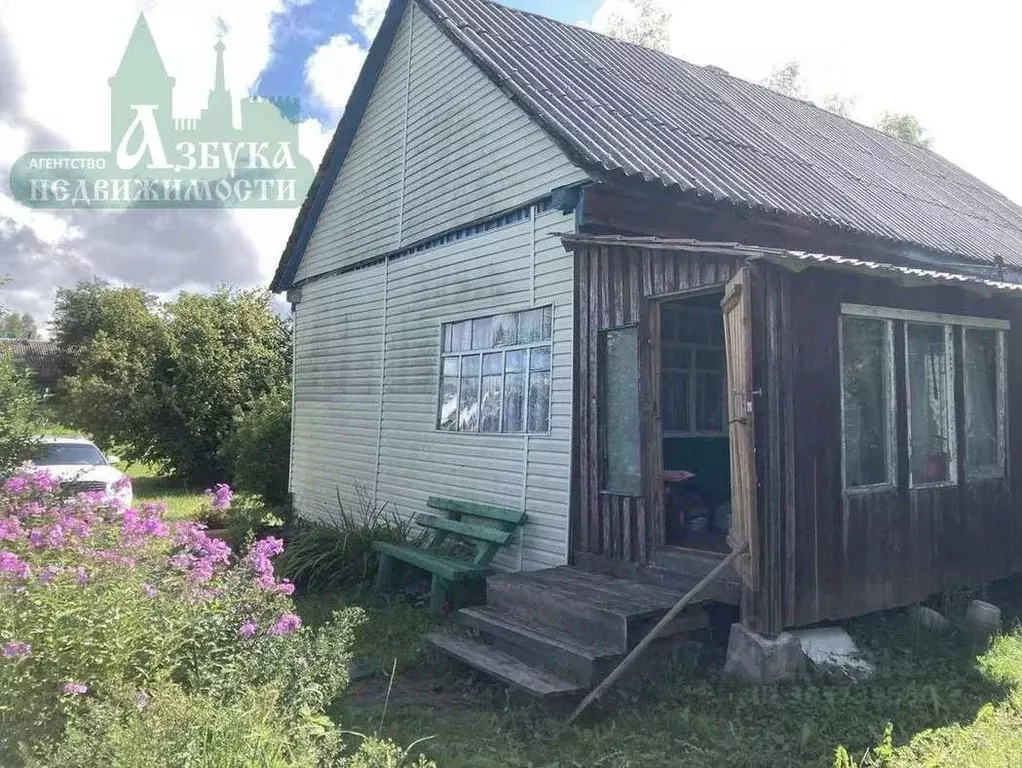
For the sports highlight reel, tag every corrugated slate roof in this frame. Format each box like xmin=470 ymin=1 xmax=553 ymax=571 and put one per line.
xmin=272 ymin=0 xmax=1022 ymax=291
xmin=560 ymin=234 xmax=1022 ymax=296
xmin=417 ymin=0 xmax=1022 ymax=269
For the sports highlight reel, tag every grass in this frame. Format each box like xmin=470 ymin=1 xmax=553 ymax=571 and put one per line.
xmin=123 ymin=461 xmax=209 ymax=521
xmin=303 ymin=579 xmax=1022 ymax=768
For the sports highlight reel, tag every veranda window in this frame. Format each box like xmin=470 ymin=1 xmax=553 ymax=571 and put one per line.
xmin=906 ymin=323 xmax=956 ymax=486
xmin=841 ymin=316 xmax=895 ymax=488
xmin=660 ymin=305 xmax=726 ymax=435
xmin=964 ymin=327 xmax=1007 ymax=478
xmin=437 ymin=307 xmax=552 ymax=434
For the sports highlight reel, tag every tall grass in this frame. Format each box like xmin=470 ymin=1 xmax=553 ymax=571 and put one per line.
xmin=278 ymin=486 xmax=418 ymax=592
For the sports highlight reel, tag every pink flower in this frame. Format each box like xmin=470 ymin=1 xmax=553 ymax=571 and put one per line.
xmin=239 ymin=621 xmax=258 ymax=639
xmin=267 ymin=612 xmax=301 ymax=637
xmin=62 ymin=682 xmax=88 ymax=695
xmin=2 ymin=476 xmax=29 ymax=495
xmin=3 ymin=641 xmax=31 ymax=658
xmin=39 ymin=565 xmax=61 ymax=584
xmin=0 ymin=551 xmax=30 ymax=580
xmin=276 ymin=579 xmax=296 ymax=596
xmin=141 ymin=582 xmax=157 ymax=597
xmin=74 ymin=566 xmax=89 ymax=585
xmin=0 ymin=517 xmax=22 ymax=541
xmin=203 ymin=483 xmax=233 ymax=511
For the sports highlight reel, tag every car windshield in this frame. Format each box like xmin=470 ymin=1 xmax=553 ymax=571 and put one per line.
xmin=35 ymin=443 xmax=106 ymax=466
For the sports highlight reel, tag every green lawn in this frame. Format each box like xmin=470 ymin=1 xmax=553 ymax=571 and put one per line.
xmin=303 ymin=580 xmax=1022 ymax=768
xmin=123 ymin=461 xmax=209 ymax=521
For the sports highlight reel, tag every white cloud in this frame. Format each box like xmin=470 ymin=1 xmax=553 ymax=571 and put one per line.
xmin=586 ymin=0 xmax=1022 ymax=205
xmin=353 ymin=0 xmax=389 ymax=42
xmin=305 ymin=33 xmax=368 ymax=119
xmin=0 ymin=0 xmax=342 ymax=321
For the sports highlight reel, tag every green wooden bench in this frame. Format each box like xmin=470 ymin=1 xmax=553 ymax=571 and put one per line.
xmin=372 ymin=497 xmax=527 ymax=611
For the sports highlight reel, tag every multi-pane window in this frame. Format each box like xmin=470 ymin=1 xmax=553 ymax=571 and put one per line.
xmin=437 ymin=307 xmax=552 ymax=434
xmin=964 ymin=328 xmax=1006 ymax=478
xmin=841 ymin=316 xmax=894 ymax=488
xmin=906 ymin=323 xmax=956 ymax=486
xmin=840 ymin=304 xmax=1009 ymax=491
xmin=661 ymin=305 xmax=726 ymax=434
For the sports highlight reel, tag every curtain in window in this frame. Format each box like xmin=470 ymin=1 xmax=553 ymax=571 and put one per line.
xmin=965 ymin=328 xmax=1000 ymax=471
xmin=841 ymin=316 xmax=890 ymax=487
xmin=907 ymin=324 xmax=952 ymax=484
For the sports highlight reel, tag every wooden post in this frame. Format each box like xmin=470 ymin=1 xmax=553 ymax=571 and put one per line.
xmin=566 ymin=543 xmax=749 ymax=725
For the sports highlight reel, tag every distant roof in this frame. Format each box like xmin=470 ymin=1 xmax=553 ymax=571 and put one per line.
xmin=0 ymin=339 xmax=64 ymax=380
xmin=272 ymin=0 xmax=1022 ymax=291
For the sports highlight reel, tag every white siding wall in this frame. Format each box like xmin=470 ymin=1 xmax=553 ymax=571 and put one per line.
xmin=290 ymin=264 xmax=385 ymax=521
xmin=294 ymin=1 xmax=586 ymax=283
xmin=291 ymin=206 xmax=575 ymax=570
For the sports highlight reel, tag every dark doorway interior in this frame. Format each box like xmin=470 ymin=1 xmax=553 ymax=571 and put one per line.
xmin=659 ymin=292 xmax=732 ymax=553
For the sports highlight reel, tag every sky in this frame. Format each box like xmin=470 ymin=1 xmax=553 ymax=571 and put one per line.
xmin=1 ymin=0 xmax=1020 ymax=331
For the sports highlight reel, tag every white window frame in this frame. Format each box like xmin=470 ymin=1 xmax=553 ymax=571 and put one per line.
xmin=904 ymin=321 xmax=957 ymax=489
xmin=839 ymin=314 xmax=897 ymax=493
xmin=842 ymin=303 xmax=1011 ymax=490
xmin=434 ymin=305 xmax=554 ymax=436
xmin=963 ymin=327 xmax=1008 ymax=480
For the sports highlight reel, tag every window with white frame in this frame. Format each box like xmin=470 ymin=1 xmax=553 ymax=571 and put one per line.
xmin=906 ymin=322 xmax=956 ymax=486
xmin=660 ymin=304 xmax=727 ymax=435
xmin=437 ymin=306 xmax=552 ymax=434
xmin=840 ymin=304 xmax=1009 ymax=491
xmin=841 ymin=315 xmax=895 ymax=488
xmin=964 ymin=327 xmax=1007 ymax=478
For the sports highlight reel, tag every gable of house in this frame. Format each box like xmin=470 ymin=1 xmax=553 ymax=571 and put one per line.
xmin=285 ymin=0 xmax=586 ymax=287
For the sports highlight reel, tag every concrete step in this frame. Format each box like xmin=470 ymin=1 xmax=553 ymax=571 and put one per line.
xmin=427 ymin=632 xmax=585 ymax=699
xmin=457 ymin=605 xmax=621 ymax=686
xmin=486 ymin=566 xmax=708 ymax=651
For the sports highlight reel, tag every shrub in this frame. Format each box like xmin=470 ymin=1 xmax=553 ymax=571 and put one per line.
xmin=220 ymin=383 xmax=292 ymax=504
xmin=278 ymin=487 xmax=417 ymax=592
xmin=0 ymin=355 xmax=42 ymax=475
xmin=0 ymin=470 xmax=361 ymax=763
xmin=56 ymin=283 xmax=291 ymax=481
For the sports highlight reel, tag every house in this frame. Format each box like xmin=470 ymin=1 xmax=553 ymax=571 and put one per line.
xmin=0 ymin=339 xmax=65 ymax=391
xmin=273 ymin=0 xmax=1022 ymax=690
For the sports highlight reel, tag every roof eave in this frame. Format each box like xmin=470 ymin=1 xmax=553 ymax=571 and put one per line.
xmin=270 ymin=0 xmax=410 ymax=294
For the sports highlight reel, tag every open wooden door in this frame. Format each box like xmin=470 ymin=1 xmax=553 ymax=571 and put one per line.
xmin=722 ymin=267 xmax=758 ymax=590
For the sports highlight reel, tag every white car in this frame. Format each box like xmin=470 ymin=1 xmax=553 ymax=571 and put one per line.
xmin=30 ymin=436 xmax=133 ymax=505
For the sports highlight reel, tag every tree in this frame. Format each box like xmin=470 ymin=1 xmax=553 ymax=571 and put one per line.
xmin=0 ymin=312 xmax=37 ymax=340
xmin=0 ymin=355 xmax=42 ymax=474
xmin=604 ymin=0 xmax=672 ymax=53
xmin=761 ymin=61 xmax=807 ymax=99
xmin=56 ymin=284 xmax=291 ymax=481
xmin=874 ymin=111 xmax=932 ymax=148
xmin=822 ymin=93 xmax=858 ymax=119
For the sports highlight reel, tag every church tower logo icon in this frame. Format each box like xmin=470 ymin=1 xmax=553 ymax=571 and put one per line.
xmin=10 ymin=14 xmax=315 ymax=209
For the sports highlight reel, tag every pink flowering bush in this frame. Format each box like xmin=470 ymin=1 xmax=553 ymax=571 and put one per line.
xmin=0 ymin=469 xmax=363 ymax=763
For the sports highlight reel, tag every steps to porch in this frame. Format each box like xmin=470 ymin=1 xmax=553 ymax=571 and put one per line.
xmin=428 ymin=565 xmax=713 ymax=699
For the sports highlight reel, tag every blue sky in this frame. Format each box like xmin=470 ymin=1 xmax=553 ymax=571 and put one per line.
xmin=256 ymin=0 xmax=596 ymax=125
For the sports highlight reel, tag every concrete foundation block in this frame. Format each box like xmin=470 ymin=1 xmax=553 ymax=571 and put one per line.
xmin=910 ymin=606 xmax=951 ymax=633
xmin=723 ymin=623 xmax=805 ymax=684
xmin=964 ymin=600 xmax=1001 ymax=639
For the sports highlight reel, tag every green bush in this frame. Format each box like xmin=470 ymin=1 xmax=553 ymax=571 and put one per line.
xmin=0 ymin=355 xmax=42 ymax=475
xmin=0 ymin=471 xmax=361 ymax=763
xmin=278 ymin=487 xmax=418 ymax=592
xmin=220 ymin=383 xmax=292 ymax=504
xmin=55 ymin=282 xmax=290 ymax=481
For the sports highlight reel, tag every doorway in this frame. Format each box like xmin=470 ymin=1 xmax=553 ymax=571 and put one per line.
xmin=657 ymin=291 xmax=732 ymax=553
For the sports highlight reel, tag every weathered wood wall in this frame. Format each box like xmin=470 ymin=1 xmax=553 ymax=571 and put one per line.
xmin=765 ymin=265 xmax=1022 ymax=629
xmin=573 ymin=242 xmax=740 ymax=565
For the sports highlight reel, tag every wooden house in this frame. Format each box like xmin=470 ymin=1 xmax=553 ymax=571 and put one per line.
xmin=272 ymin=0 xmax=1022 ymax=693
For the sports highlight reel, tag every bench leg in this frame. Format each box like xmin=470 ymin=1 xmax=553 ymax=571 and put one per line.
xmin=373 ymin=554 xmax=394 ymax=594
xmin=429 ymin=574 xmax=447 ymax=613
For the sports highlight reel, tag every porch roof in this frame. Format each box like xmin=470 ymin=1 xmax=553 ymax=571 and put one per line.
xmin=558 ymin=234 xmax=1022 ymax=298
